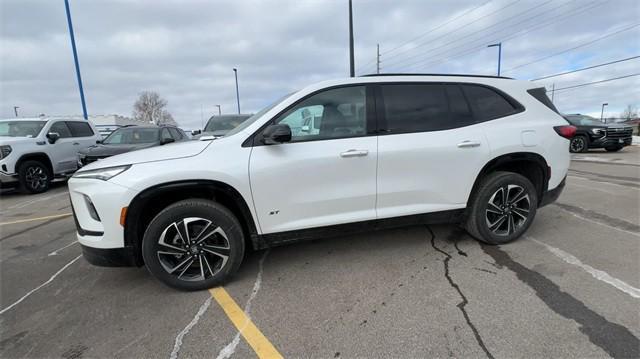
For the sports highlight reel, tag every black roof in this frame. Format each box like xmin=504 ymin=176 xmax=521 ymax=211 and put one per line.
xmin=360 ymin=73 xmax=513 ymax=80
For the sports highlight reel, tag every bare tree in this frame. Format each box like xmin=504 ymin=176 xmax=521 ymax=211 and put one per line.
xmin=132 ymin=91 xmax=177 ymax=126
xmin=619 ymin=104 xmax=639 ymax=121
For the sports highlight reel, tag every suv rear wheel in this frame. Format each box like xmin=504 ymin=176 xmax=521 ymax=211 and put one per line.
xmin=465 ymin=171 xmax=538 ymax=244
xmin=18 ymin=160 xmax=51 ymax=194
xmin=142 ymin=199 xmax=245 ymax=291
xmin=569 ymin=135 xmax=588 ymax=153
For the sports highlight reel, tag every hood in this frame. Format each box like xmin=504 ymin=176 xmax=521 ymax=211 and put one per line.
xmin=78 ymin=140 xmax=212 ymax=171
xmin=79 ymin=143 xmax=157 ymax=157
xmin=0 ymin=136 xmax=41 ymax=146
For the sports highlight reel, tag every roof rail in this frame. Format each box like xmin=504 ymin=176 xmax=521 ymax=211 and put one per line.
xmin=360 ymin=73 xmax=513 ymax=80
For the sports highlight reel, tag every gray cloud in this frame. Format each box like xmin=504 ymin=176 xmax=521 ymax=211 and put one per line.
xmin=1 ymin=0 xmax=639 ymax=129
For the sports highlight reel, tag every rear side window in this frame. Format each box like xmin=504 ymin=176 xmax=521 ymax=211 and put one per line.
xmin=445 ymin=85 xmax=475 ymax=127
xmin=381 ymin=84 xmax=450 ymax=133
xmin=527 ymin=87 xmax=559 ymax=114
xmin=461 ymin=85 xmax=517 ymax=121
xmin=66 ymin=121 xmax=94 ymax=137
xmin=50 ymin=122 xmax=72 ymax=138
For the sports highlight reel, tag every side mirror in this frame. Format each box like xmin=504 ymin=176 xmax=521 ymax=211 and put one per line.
xmin=96 ymin=139 xmax=102 ymax=144
xmin=160 ymin=138 xmax=175 ymax=145
xmin=262 ymin=124 xmax=292 ymax=145
xmin=191 ymin=130 xmax=202 ymax=136
xmin=46 ymin=132 xmax=60 ymax=144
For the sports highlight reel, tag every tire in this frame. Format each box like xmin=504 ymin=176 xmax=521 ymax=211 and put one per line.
xmin=142 ymin=199 xmax=245 ymax=291
xmin=18 ymin=160 xmax=51 ymax=194
xmin=605 ymin=146 xmax=622 ymax=152
xmin=569 ymin=135 xmax=588 ymax=153
xmin=465 ymin=171 xmax=538 ymax=245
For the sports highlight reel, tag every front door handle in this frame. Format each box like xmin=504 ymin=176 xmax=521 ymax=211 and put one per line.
xmin=457 ymin=140 xmax=481 ymax=148
xmin=73 ymin=142 xmax=80 ymax=145
xmin=340 ymin=149 xmax=369 ymax=157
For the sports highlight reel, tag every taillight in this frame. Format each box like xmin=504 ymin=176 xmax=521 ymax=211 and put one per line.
xmin=554 ymin=125 xmax=577 ymax=139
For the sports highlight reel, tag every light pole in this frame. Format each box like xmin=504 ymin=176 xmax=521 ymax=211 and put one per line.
xmin=233 ymin=68 xmax=240 ymax=114
xmin=64 ymin=0 xmax=88 ymax=120
xmin=488 ymin=42 xmax=502 ymax=76
xmin=215 ymin=105 xmax=221 ymax=116
xmin=600 ymin=102 xmax=608 ymax=123
xmin=13 ymin=106 xmax=19 ymax=117
xmin=348 ymin=0 xmax=355 ymax=77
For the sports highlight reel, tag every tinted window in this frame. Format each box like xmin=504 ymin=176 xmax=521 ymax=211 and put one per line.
xmin=273 ymin=86 xmax=366 ymax=142
xmin=103 ymin=128 xmax=159 ymax=144
xmin=169 ymin=128 xmax=183 ymax=140
xmin=66 ymin=121 xmax=94 ymax=137
xmin=528 ymin=87 xmax=559 ymax=114
xmin=462 ymin=85 xmax=516 ymax=121
xmin=381 ymin=84 xmax=451 ymax=133
xmin=161 ymin=128 xmax=172 ymax=141
xmin=445 ymin=85 xmax=475 ymax=127
xmin=50 ymin=122 xmax=72 ymax=138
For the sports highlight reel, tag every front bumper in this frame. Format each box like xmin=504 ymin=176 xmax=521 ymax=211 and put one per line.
xmin=0 ymin=171 xmax=18 ymax=188
xmin=589 ymin=134 xmax=632 ymax=148
xmin=539 ymin=176 xmax=565 ymax=207
xmin=81 ymin=244 xmax=138 ymax=267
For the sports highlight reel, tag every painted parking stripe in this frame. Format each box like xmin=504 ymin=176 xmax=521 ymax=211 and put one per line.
xmin=529 ymin=237 xmax=640 ymax=299
xmin=0 ymin=213 xmax=72 ymax=226
xmin=210 ymin=287 xmax=282 ymax=359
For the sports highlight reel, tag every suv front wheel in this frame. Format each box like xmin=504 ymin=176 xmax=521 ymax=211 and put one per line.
xmin=465 ymin=171 xmax=538 ymax=244
xmin=142 ymin=199 xmax=245 ymax=291
xmin=18 ymin=160 xmax=51 ymax=194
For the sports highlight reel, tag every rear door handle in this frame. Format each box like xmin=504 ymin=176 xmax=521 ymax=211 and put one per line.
xmin=73 ymin=142 xmax=80 ymax=145
xmin=340 ymin=149 xmax=369 ymax=157
xmin=457 ymin=140 xmax=481 ymax=148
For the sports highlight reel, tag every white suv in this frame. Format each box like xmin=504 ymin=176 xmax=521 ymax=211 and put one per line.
xmin=68 ymin=75 xmax=574 ymax=290
xmin=0 ymin=118 xmax=100 ymax=193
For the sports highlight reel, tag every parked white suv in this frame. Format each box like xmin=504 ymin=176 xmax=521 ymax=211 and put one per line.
xmin=69 ymin=75 xmax=574 ymax=290
xmin=1 ymin=118 xmax=100 ymax=193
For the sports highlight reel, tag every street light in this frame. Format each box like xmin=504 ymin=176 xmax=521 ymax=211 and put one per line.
xmin=601 ymin=102 xmax=608 ymax=123
xmin=64 ymin=0 xmax=88 ymax=120
xmin=488 ymin=42 xmax=502 ymax=76
xmin=233 ymin=68 xmax=240 ymax=114
xmin=215 ymin=105 xmax=221 ymax=116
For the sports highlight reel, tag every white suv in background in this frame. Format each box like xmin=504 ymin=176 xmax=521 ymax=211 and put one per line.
xmin=0 ymin=118 xmax=100 ymax=193
xmin=69 ymin=74 xmax=574 ymax=290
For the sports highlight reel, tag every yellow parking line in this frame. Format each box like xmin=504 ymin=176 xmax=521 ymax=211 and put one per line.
xmin=0 ymin=213 xmax=72 ymax=226
xmin=209 ymin=287 xmax=283 ymax=359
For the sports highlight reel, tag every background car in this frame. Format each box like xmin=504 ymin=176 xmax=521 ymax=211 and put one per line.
xmin=192 ymin=114 xmax=250 ymax=139
xmin=77 ymin=125 xmax=188 ymax=167
xmin=563 ymin=114 xmax=633 ymax=152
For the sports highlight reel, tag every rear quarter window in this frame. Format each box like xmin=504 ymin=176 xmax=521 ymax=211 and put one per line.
xmin=527 ymin=87 xmax=560 ymax=114
xmin=66 ymin=121 xmax=95 ymax=137
xmin=461 ymin=84 xmax=521 ymax=121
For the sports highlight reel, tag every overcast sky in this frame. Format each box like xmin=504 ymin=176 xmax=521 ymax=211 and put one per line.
xmin=1 ymin=0 xmax=639 ymax=129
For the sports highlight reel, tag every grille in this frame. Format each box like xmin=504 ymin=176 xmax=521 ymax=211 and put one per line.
xmin=606 ymin=128 xmax=633 ymax=139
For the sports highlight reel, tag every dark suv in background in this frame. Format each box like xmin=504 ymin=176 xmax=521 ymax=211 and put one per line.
xmin=563 ymin=114 xmax=633 ymax=152
xmin=77 ymin=125 xmax=188 ymax=167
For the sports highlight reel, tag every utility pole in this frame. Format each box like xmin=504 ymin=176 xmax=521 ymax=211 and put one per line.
xmin=376 ymin=43 xmax=381 ymax=74
xmin=13 ymin=106 xmax=19 ymax=117
xmin=550 ymin=83 xmax=555 ymax=103
xmin=215 ymin=105 xmax=221 ymax=116
xmin=64 ymin=0 xmax=88 ymax=120
xmin=348 ymin=0 xmax=355 ymax=77
xmin=488 ymin=42 xmax=502 ymax=76
xmin=233 ymin=68 xmax=240 ymax=114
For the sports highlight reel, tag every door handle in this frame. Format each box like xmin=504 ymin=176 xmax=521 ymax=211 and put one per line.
xmin=457 ymin=140 xmax=481 ymax=148
xmin=73 ymin=142 xmax=80 ymax=145
xmin=340 ymin=149 xmax=369 ymax=157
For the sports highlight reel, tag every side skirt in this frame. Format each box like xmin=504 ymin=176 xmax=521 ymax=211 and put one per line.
xmin=257 ymin=209 xmax=465 ymax=248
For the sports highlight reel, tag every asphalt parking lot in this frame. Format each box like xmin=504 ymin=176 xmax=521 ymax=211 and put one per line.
xmin=1 ymin=147 xmax=639 ymax=359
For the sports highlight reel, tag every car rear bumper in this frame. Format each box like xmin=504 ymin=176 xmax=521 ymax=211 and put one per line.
xmin=539 ymin=176 xmax=565 ymax=207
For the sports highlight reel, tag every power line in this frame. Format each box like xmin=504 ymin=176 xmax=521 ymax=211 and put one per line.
xmin=393 ymin=1 xmax=605 ymax=72
xmin=386 ymin=0 xmax=563 ymax=70
xmin=382 ymin=0 xmax=493 ymax=56
xmin=553 ymin=73 xmax=640 ymax=92
xmin=382 ymin=0 xmax=523 ymax=63
xmin=531 ymin=55 xmax=640 ymax=81
xmin=503 ymin=22 xmax=640 ymax=73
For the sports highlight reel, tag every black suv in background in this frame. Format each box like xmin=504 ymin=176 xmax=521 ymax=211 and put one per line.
xmin=77 ymin=125 xmax=188 ymax=167
xmin=563 ymin=114 xmax=633 ymax=152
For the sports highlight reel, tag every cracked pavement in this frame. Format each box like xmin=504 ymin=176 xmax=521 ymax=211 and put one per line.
xmin=1 ymin=146 xmax=639 ymax=358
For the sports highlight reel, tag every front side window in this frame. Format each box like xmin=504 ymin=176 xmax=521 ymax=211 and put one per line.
xmin=103 ymin=128 xmax=160 ymax=144
xmin=66 ymin=121 xmax=95 ymax=137
xmin=0 ymin=121 xmax=46 ymax=137
xmin=161 ymin=128 xmax=172 ymax=141
xmin=169 ymin=128 xmax=183 ymax=140
xmin=461 ymin=85 xmax=517 ymax=121
xmin=273 ymin=86 xmax=366 ymax=142
xmin=49 ymin=122 xmax=72 ymax=138
xmin=381 ymin=84 xmax=450 ymax=133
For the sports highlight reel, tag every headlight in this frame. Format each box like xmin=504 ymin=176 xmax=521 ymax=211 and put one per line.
xmin=0 ymin=145 xmax=12 ymax=159
xmin=591 ymin=128 xmax=605 ymax=135
xmin=73 ymin=165 xmax=131 ymax=181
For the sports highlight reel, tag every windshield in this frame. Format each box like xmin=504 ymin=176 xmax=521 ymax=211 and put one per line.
xmin=0 ymin=121 xmax=47 ymax=137
xmin=103 ymin=127 xmax=159 ymax=144
xmin=224 ymin=93 xmax=294 ymax=137
xmin=564 ymin=115 xmax=604 ymax=126
xmin=204 ymin=115 xmax=250 ymax=133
